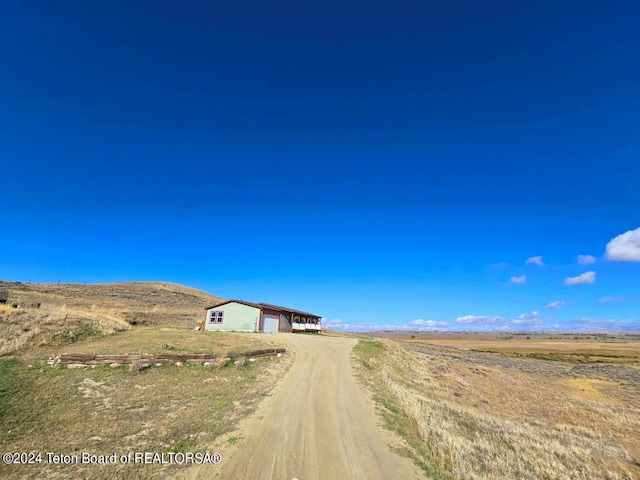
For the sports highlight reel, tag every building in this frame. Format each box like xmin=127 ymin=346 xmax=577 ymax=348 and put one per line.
xmin=203 ymin=300 xmax=321 ymax=333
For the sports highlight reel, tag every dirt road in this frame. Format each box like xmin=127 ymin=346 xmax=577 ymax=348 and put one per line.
xmin=181 ymin=333 xmax=423 ymax=480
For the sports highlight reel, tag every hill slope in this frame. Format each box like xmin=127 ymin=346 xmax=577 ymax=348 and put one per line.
xmin=0 ymin=281 xmax=225 ymax=356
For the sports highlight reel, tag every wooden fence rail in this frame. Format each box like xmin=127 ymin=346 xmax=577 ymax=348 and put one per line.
xmin=57 ymin=348 xmax=286 ymax=365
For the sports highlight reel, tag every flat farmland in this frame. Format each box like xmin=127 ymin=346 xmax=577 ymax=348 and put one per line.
xmin=365 ymin=332 xmax=640 ymax=364
xmin=355 ymin=332 xmax=640 ymax=479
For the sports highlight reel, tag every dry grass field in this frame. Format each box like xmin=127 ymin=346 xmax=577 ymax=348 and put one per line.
xmin=0 ymin=281 xmax=291 ymax=480
xmin=354 ymin=334 xmax=640 ymax=480
xmin=375 ymin=331 xmax=640 ymax=365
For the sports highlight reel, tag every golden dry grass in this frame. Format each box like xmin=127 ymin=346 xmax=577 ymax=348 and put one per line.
xmin=0 ymin=304 xmax=132 ymax=357
xmin=354 ymin=338 xmax=640 ymax=480
xmin=400 ymin=337 xmax=640 ymax=364
xmin=0 ymin=281 xmax=225 ymax=357
xmin=366 ymin=331 xmax=640 ymax=365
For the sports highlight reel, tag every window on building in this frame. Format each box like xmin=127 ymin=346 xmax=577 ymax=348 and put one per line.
xmin=215 ymin=311 xmax=223 ymax=323
xmin=210 ymin=311 xmax=224 ymax=323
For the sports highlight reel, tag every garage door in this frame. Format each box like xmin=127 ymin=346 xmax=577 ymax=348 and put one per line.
xmin=262 ymin=314 xmax=279 ymax=333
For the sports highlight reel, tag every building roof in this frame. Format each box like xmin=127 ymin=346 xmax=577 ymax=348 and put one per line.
xmin=257 ymin=302 xmax=321 ymax=319
xmin=205 ymin=299 xmax=262 ymax=310
xmin=205 ymin=299 xmax=321 ymax=319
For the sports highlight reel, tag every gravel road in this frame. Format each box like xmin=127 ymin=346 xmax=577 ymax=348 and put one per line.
xmin=181 ymin=333 xmax=423 ymax=480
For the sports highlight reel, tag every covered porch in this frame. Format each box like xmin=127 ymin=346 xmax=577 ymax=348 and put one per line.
xmin=291 ymin=315 xmax=322 ymax=332
xmin=257 ymin=303 xmax=322 ymax=333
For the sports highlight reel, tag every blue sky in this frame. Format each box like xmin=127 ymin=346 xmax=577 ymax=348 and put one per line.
xmin=1 ymin=1 xmax=639 ymax=332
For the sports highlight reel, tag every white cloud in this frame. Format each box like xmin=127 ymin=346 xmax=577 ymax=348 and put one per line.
xmin=325 ymin=318 xmax=451 ymax=333
xmin=324 ymin=308 xmax=635 ymax=333
xmin=408 ymin=319 xmax=450 ymax=328
xmin=324 ymin=318 xmax=344 ymax=326
xmin=511 ymin=319 xmax=543 ymax=326
xmin=577 ymin=255 xmax=597 ymax=265
xmin=598 ymin=296 xmax=634 ymax=303
xmin=562 ymin=317 xmax=640 ymax=332
xmin=455 ymin=315 xmax=504 ymax=325
xmin=510 ymin=275 xmax=526 ymax=284
xmin=546 ymin=300 xmax=566 ymax=309
xmin=605 ymin=227 xmax=640 ymax=262
xmin=323 ymin=319 xmax=352 ymax=331
xmin=526 ymin=256 xmax=544 ymax=266
xmin=564 ymin=271 xmax=596 ymax=285
xmin=456 ymin=312 xmax=546 ymax=331
xmin=512 ymin=311 xmax=540 ymax=324
xmin=512 ymin=318 xmax=543 ymax=327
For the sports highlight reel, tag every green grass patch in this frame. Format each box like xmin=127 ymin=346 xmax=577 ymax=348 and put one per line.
xmin=0 ymin=359 xmax=21 ymax=422
xmin=52 ymin=323 xmax=104 ymax=345
xmin=354 ymin=339 xmax=386 ymax=357
xmin=353 ymin=340 xmax=386 ymax=370
xmin=169 ymin=435 xmax=199 ymax=453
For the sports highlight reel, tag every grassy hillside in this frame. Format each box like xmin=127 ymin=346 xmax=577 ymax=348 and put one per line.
xmin=0 ymin=281 xmax=291 ymax=480
xmin=0 ymin=281 xmax=225 ymax=357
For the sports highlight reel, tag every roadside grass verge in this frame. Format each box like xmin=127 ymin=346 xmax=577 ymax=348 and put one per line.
xmin=0 ymin=330 xmax=292 ymax=480
xmin=354 ymin=340 xmax=451 ymax=480
xmin=353 ymin=338 xmax=640 ymax=480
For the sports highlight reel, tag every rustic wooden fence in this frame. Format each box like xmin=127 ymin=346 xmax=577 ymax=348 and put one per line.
xmin=56 ymin=348 xmax=286 ymax=365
